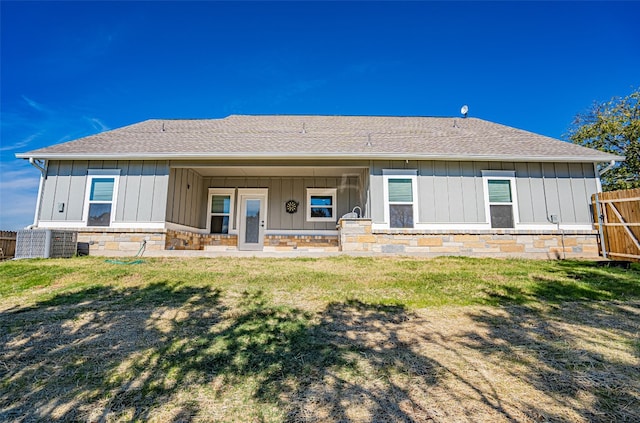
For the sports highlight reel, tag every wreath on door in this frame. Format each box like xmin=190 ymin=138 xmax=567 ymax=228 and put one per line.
xmin=285 ymin=200 xmax=299 ymax=214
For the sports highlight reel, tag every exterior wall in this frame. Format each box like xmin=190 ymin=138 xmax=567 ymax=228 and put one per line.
xmin=339 ymin=219 xmax=599 ymax=258
xmin=203 ymin=175 xmax=362 ymax=231
xmin=39 ymin=160 xmax=169 ymax=225
xmin=166 ymin=168 xmax=205 ymax=228
xmin=369 ymin=160 xmax=598 ymax=226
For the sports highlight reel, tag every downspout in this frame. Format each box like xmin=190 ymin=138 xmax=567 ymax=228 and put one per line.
xmin=27 ymin=158 xmax=47 ymax=229
xmin=29 ymin=157 xmax=46 ymax=174
xmin=594 ymin=160 xmax=617 ymax=259
xmin=598 ymin=160 xmax=616 ymax=178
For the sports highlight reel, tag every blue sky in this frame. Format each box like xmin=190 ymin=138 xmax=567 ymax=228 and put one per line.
xmin=1 ymin=1 xmax=638 ymax=230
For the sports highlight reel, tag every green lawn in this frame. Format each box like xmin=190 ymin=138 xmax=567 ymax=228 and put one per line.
xmin=2 ymin=256 xmax=639 ymax=308
xmin=1 ymin=256 xmax=639 ymax=422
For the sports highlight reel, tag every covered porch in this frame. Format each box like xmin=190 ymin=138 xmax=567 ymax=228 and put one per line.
xmin=163 ymin=161 xmax=369 ymax=251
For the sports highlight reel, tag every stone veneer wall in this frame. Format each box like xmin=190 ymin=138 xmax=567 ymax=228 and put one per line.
xmin=166 ymin=229 xmax=339 ymax=251
xmin=265 ymin=235 xmax=339 ymax=251
xmin=339 ymin=219 xmax=600 ymax=258
xmin=166 ymin=229 xmax=236 ymax=250
xmin=76 ymin=229 xmax=166 ymax=255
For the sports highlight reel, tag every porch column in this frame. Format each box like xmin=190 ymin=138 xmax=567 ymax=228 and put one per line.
xmin=338 ymin=218 xmax=374 ymax=252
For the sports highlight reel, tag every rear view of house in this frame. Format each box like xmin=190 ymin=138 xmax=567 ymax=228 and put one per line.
xmin=16 ymin=115 xmax=622 ymax=257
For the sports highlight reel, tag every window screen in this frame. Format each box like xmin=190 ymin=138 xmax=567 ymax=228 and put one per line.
xmin=88 ymin=203 xmax=112 ymax=226
xmin=390 ymin=204 xmax=414 ymax=228
xmin=490 ymin=205 xmax=514 ymax=228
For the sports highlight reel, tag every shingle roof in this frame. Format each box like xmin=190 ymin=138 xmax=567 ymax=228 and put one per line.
xmin=16 ymin=115 xmax=622 ymax=162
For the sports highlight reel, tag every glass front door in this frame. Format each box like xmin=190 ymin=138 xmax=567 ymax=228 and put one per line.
xmin=238 ymin=190 xmax=267 ymax=251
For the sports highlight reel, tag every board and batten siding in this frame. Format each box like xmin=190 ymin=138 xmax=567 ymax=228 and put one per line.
xmin=369 ymin=160 xmax=598 ymax=225
xmin=202 ymin=175 xmax=362 ymax=231
xmin=39 ymin=160 xmax=169 ymax=224
xmin=166 ymin=168 xmax=205 ymax=229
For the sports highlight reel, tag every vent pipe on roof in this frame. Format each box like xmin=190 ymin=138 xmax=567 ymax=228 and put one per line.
xmin=301 ymin=122 xmax=306 ymax=134
xmin=162 ymin=122 xmax=165 ymax=132
xmin=366 ymin=133 xmax=372 ymax=147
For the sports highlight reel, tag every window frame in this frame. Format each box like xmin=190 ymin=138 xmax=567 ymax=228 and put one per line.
xmin=306 ymin=188 xmax=337 ymax=222
xmin=206 ymin=188 xmax=236 ymax=234
xmin=83 ymin=169 xmax=120 ymax=227
xmin=481 ymin=170 xmax=519 ymax=229
xmin=382 ymin=169 xmax=419 ymax=229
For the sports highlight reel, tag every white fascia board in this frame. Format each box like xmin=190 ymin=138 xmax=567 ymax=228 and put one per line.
xmin=16 ymin=152 xmax=625 ymax=163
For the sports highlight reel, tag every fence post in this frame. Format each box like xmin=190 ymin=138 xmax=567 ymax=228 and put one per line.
xmin=594 ymin=192 xmax=608 ymax=259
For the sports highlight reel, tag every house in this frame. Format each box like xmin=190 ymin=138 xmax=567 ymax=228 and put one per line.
xmin=16 ymin=115 xmax=622 ymax=257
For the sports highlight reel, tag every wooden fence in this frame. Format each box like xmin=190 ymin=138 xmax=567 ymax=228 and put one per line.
xmin=0 ymin=231 xmax=17 ymax=260
xmin=592 ymin=188 xmax=640 ymax=262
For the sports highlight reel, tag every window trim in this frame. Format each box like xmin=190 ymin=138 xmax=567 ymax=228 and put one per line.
xmin=306 ymin=188 xmax=337 ymax=222
xmin=83 ymin=170 xmax=120 ymax=227
xmin=206 ymin=188 xmax=236 ymax=234
xmin=481 ymin=170 xmax=519 ymax=228
xmin=382 ymin=169 xmax=418 ymax=228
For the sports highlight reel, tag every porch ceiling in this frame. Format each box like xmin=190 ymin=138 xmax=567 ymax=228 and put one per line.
xmin=188 ymin=166 xmax=366 ymax=177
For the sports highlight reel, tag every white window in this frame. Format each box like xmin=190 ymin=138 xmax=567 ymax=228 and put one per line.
xmin=306 ymin=188 xmax=337 ymax=222
xmin=207 ymin=188 xmax=235 ymax=234
xmin=83 ymin=170 xmax=120 ymax=227
xmin=383 ymin=170 xmax=418 ymax=228
xmin=482 ymin=170 xmax=519 ymax=229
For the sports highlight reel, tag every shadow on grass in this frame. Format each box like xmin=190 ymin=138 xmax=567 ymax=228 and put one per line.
xmin=288 ymin=299 xmax=439 ymax=422
xmin=2 ymin=267 xmax=639 ymax=422
xmin=0 ymin=285 xmax=441 ymax=422
xmin=463 ymin=301 xmax=640 ymax=422
xmin=0 ymin=282 xmax=225 ymax=422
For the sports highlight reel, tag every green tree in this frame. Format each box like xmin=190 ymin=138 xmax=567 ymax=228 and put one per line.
xmin=567 ymin=88 xmax=639 ymax=191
